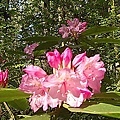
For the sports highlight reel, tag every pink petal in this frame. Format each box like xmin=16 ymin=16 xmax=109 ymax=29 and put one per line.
xmin=29 ymin=94 xmax=42 ymax=112
xmin=29 ymin=93 xmax=59 ymax=112
xmin=23 ymin=65 xmax=46 ymax=78
xmin=66 ymin=92 xmax=84 ymax=107
xmin=72 ymin=52 xmax=86 ymax=67
xmin=46 ymin=49 xmax=61 ymax=69
xmin=24 ymin=43 xmax=39 ymax=55
xmin=0 ymin=69 xmax=8 ymax=87
xmin=59 ymin=24 xmax=69 ymax=38
xmin=80 ymin=88 xmax=93 ymax=99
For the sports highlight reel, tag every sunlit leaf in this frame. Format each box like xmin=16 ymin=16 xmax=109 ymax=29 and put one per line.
xmin=35 ymin=41 xmax=58 ymax=50
xmin=82 ymin=26 xmax=119 ymax=36
xmin=63 ymin=92 xmax=120 ymax=118
xmin=20 ymin=114 xmax=50 ymax=120
xmin=63 ymin=102 xmax=120 ymax=118
xmin=8 ymin=98 xmax=29 ymax=110
xmin=91 ymin=38 xmax=120 ymax=44
xmin=92 ymin=92 xmax=120 ymax=99
xmin=0 ymin=88 xmax=29 ymax=102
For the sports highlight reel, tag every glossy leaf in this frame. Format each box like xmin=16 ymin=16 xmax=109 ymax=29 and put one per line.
xmin=21 ymin=36 xmax=61 ymax=42
xmin=35 ymin=41 xmax=58 ymax=50
xmin=0 ymin=88 xmax=29 ymax=102
xmin=92 ymin=92 xmax=120 ymax=99
xmin=63 ymin=102 xmax=120 ymax=118
xmin=63 ymin=92 xmax=120 ymax=118
xmin=8 ymin=98 xmax=29 ymax=110
xmin=20 ymin=114 xmax=50 ymax=120
xmin=82 ymin=26 xmax=119 ymax=36
xmin=91 ymin=38 xmax=120 ymax=44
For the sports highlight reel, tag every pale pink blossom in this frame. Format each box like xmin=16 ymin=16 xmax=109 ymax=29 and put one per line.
xmin=66 ymin=88 xmax=92 ymax=108
xmin=66 ymin=92 xmax=84 ymax=107
xmin=24 ymin=43 xmax=39 ymax=57
xmin=0 ymin=69 xmax=8 ymax=88
xmin=75 ymin=54 xmax=106 ymax=93
xmin=46 ymin=47 xmax=106 ymax=93
xmin=19 ymin=47 xmax=106 ymax=112
xmin=59 ymin=18 xmax=87 ymax=38
xmin=59 ymin=24 xmax=70 ymax=38
xmin=20 ymin=73 xmax=60 ymax=112
xmin=19 ymin=65 xmax=60 ymax=112
xmin=67 ymin=18 xmax=87 ymax=34
xmin=19 ymin=65 xmax=47 ymax=94
xmin=23 ymin=65 xmax=47 ymax=78
xmin=29 ymin=93 xmax=60 ymax=112
xmin=44 ymin=68 xmax=90 ymax=103
xmin=19 ymin=74 xmax=46 ymax=94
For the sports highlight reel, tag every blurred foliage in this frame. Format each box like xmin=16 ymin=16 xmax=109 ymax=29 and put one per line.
xmin=0 ymin=0 xmax=120 ymax=119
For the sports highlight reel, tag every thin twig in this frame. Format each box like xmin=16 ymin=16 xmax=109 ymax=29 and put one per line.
xmin=3 ymin=102 xmax=15 ymax=120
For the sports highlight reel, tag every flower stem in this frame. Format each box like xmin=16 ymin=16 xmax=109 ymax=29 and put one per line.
xmin=3 ymin=102 xmax=15 ymax=120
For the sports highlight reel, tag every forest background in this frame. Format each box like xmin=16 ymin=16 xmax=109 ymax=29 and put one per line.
xmin=0 ymin=0 xmax=120 ymax=120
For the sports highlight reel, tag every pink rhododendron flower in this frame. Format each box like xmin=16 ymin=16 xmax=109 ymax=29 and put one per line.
xmin=46 ymin=47 xmax=85 ymax=70
xmin=29 ymin=93 xmax=60 ymax=112
xmin=58 ymin=24 xmax=70 ymax=38
xmin=19 ymin=65 xmax=47 ymax=94
xmin=23 ymin=65 xmax=47 ymax=78
xmin=19 ymin=65 xmax=60 ymax=111
xmin=46 ymin=47 xmax=72 ymax=69
xmin=0 ymin=69 xmax=8 ymax=88
xmin=46 ymin=49 xmax=61 ymax=69
xmin=75 ymin=54 xmax=106 ymax=93
xmin=24 ymin=43 xmax=39 ymax=57
xmin=67 ymin=18 xmax=87 ymax=33
xmin=59 ymin=18 xmax=87 ymax=38
xmin=66 ymin=92 xmax=84 ymax=107
xmin=19 ymin=74 xmax=46 ymax=95
xmin=46 ymin=47 xmax=106 ymax=93
xmin=44 ymin=68 xmax=90 ymax=103
xmin=19 ymin=47 xmax=106 ymax=112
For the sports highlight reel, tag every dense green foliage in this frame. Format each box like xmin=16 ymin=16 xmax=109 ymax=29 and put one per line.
xmin=0 ymin=0 xmax=120 ymax=119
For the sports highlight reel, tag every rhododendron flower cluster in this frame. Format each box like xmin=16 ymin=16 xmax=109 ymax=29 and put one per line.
xmin=19 ymin=47 xmax=106 ymax=112
xmin=59 ymin=18 xmax=87 ymax=38
xmin=24 ymin=43 xmax=39 ymax=58
xmin=0 ymin=69 xmax=8 ymax=88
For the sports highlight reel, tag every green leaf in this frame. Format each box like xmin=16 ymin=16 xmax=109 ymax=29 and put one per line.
xmin=63 ymin=102 xmax=120 ymax=119
xmin=82 ymin=26 xmax=119 ymax=36
xmin=63 ymin=92 xmax=120 ymax=119
xmin=35 ymin=41 xmax=58 ymax=50
xmin=0 ymin=88 xmax=29 ymax=102
xmin=21 ymin=36 xmax=61 ymax=42
xmin=8 ymin=98 xmax=29 ymax=110
xmin=92 ymin=92 xmax=120 ymax=99
xmin=20 ymin=114 xmax=50 ymax=120
xmin=91 ymin=38 xmax=120 ymax=44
